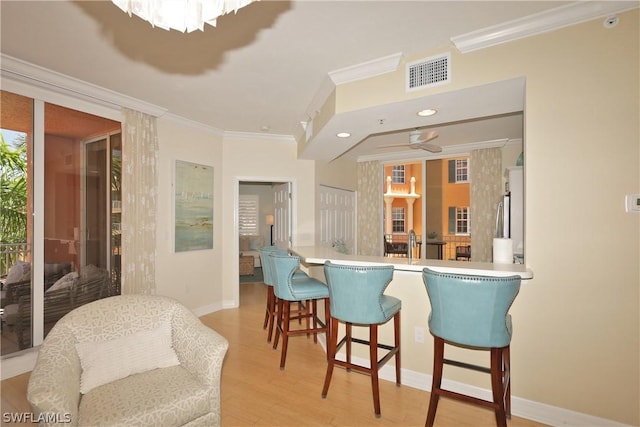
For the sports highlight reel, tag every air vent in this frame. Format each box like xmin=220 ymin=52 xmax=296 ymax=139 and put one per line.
xmin=406 ymin=52 xmax=451 ymax=91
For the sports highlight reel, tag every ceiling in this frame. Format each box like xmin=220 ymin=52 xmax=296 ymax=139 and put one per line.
xmin=1 ymin=1 xmax=632 ymax=161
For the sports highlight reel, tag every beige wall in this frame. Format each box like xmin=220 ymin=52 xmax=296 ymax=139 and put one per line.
xmin=316 ymin=10 xmax=639 ymax=425
xmin=221 ymin=135 xmax=317 ymax=307
xmin=154 ymin=119 xmax=225 ymax=312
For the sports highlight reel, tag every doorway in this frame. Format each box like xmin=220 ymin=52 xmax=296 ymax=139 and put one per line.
xmin=237 ymin=179 xmax=293 ymax=303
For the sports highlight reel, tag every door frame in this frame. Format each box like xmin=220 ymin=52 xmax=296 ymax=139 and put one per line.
xmin=233 ymin=176 xmax=296 ymax=304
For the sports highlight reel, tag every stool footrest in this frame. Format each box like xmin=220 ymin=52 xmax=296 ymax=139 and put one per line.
xmin=443 ymin=358 xmax=491 ymax=374
xmin=436 ymin=388 xmax=499 ymax=411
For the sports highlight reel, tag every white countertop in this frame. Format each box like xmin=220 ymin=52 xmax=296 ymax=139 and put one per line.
xmin=289 ymin=246 xmax=533 ymax=280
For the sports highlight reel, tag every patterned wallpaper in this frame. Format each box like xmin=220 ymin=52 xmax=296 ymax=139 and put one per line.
xmin=470 ymin=148 xmax=503 ymax=262
xmin=356 ymin=161 xmax=383 ymax=256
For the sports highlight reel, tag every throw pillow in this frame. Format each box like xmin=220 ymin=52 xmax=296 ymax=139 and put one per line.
xmin=47 ymin=271 xmax=78 ymax=292
xmin=249 ymin=235 xmax=263 ymax=250
xmin=80 ymin=264 xmax=103 ymax=280
xmin=239 ymin=236 xmax=250 ymax=251
xmin=75 ymin=320 xmax=180 ymax=394
xmin=5 ymin=261 xmax=30 ymax=284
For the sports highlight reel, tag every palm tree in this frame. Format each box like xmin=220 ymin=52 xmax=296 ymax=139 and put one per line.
xmin=0 ymin=132 xmax=28 ymax=272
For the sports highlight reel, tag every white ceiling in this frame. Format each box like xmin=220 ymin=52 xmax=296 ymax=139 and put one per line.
xmin=1 ymin=1 xmax=634 ymax=160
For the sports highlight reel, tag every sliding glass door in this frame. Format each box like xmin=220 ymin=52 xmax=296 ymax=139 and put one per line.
xmin=0 ymin=90 xmax=121 ymax=356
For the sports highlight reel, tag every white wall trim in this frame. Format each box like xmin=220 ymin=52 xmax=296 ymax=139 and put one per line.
xmin=224 ymin=131 xmax=296 ymax=144
xmin=328 ymin=52 xmax=404 ymax=85
xmin=352 ymin=354 xmax=633 ymax=427
xmin=163 ymin=112 xmax=224 ymax=136
xmin=358 ymin=138 xmax=523 ymax=163
xmin=0 ymin=54 xmax=167 ymax=117
xmin=451 ymin=1 xmax=640 ymax=53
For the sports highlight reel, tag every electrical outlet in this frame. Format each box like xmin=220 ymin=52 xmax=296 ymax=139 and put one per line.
xmin=414 ymin=326 xmax=425 ymax=343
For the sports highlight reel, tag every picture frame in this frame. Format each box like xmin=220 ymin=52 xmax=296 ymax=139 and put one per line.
xmin=174 ymin=160 xmax=214 ymax=252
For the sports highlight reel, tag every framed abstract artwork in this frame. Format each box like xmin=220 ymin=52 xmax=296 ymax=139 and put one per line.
xmin=174 ymin=160 xmax=214 ymax=252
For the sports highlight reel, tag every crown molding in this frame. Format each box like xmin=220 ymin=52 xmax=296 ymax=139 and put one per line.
xmin=451 ymin=1 xmax=640 ymax=53
xmin=223 ymin=130 xmax=296 ymax=144
xmin=328 ymin=52 xmax=403 ymax=85
xmin=162 ymin=113 xmax=224 ymax=136
xmin=0 ymin=54 xmax=167 ymax=117
xmin=357 ymin=138 xmax=519 ymax=163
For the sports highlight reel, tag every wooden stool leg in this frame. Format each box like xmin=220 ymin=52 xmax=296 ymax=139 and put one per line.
xmin=267 ymin=292 xmax=278 ymax=343
xmin=311 ymin=299 xmax=318 ymax=343
xmin=272 ymin=298 xmax=283 ymax=350
xmin=322 ymin=317 xmax=339 ymax=398
xmin=345 ymin=323 xmax=352 ymax=371
xmin=263 ymin=286 xmax=271 ymax=330
xmin=504 ymin=345 xmax=511 ymax=418
xmin=279 ymin=301 xmax=291 ymax=370
xmin=394 ymin=311 xmax=401 ymax=385
xmin=324 ymin=298 xmax=331 ymax=360
xmin=491 ymin=347 xmax=507 ymax=427
xmin=370 ymin=324 xmax=381 ymax=417
xmin=426 ymin=336 xmax=444 ymax=427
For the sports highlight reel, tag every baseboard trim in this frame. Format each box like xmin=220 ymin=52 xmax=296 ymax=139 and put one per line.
xmin=343 ymin=354 xmax=633 ymax=427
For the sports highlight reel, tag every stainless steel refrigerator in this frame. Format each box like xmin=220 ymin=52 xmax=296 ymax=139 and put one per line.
xmin=496 ymin=166 xmax=524 ymax=262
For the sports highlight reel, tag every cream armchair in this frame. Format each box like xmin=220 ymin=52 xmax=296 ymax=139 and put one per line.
xmin=27 ymin=295 xmax=229 ymax=427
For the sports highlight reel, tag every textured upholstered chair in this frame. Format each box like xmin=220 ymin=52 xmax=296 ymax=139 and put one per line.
xmin=27 ymin=294 xmax=229 ymax=427
xmin=422 ymin=268 xmax=521 ymax=427
xmin=321 ymin=261 xmax=401 ymax=417
xmin=269 ymin=252 xmax=329 ymax=369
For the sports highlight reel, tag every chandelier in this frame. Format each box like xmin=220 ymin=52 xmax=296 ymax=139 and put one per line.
xmin=111 ymin=0 xmax=258 ymax=33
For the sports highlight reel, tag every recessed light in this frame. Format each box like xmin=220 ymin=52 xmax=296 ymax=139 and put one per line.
xmin=417 ymin=109 xmax=437 ymax=117
xmin=337 ymin=132 xmax=351 ymax=138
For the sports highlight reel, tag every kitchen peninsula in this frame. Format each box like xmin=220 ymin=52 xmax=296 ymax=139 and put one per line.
xmin=290 ymin=246 xmax=533 ymax=279
xmin=288 ymin=245 xmax=533 ymax=404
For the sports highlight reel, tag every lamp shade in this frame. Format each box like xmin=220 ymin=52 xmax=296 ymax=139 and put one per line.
xmin=265 ymin=215 xmax=274 ymax=225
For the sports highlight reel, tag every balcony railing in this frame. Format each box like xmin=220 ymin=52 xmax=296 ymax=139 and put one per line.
xmin=0 ymin=242 xmax=30 ymax=277
xmin=384 ymin=234 xmax=472 ymax=261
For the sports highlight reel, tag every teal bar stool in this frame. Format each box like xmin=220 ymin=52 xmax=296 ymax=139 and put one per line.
xmin=421 ymin=268 xmax=521 ymax=427
xmin=321 ymin=261 xmax=401 ymax=417
xmin=259 ymin=247 xmax=310 ymax=343
xmin=269 ymin=252 xmax=329 ymax=370
xmin=258 ymin=246 xmax=280 ymax=342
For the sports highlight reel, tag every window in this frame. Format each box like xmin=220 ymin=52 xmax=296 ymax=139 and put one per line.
xmin=391 ymin=165 xmax=405 ymax=184
xmin=448 ymin=206 xmax=470 ymax=235
xmin=238 ymin=195 xmax=259 ymax=236
xmin=455 ymin=159 xmax=469 ymax=183
xmin=448 ymin=158 xmax=470 ymax=183
xmin=456 ymin=207 xmax=470 ymax=234
xmin=392 ymin=207 xmax=405 ymax=233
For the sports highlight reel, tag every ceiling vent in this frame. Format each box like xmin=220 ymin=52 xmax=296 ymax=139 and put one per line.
xmin=406 ymin=52 xmax=451 ymax=91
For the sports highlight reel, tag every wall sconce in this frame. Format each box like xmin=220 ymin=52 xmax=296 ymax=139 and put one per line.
xmin=266 ymin=215 xmax=274 ymax=245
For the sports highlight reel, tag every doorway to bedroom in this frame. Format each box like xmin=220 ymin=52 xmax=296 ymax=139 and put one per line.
xmin=237 ymin=180 xmax=292 ymax=291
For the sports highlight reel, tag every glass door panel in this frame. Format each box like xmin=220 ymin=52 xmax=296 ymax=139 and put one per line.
xmin=84 ymin=138 xmax=108 ymax=270
xmin=1 ymin=91 xmax=33 ymax=356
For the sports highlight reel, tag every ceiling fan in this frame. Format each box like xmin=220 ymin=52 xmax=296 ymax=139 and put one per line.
xmin=377 ymin=129 xmax=442 ymax=153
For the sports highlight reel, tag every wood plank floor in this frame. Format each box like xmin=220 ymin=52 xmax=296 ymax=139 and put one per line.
xmin=1 ymin=282 xmax=548 ymax=427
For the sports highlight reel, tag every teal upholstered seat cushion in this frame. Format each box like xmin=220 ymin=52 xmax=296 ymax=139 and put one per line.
xmin=323 ymin=261 xmax=400 ymax=325
xmin=269 ymin=253 xmax=328 ymax=301
xmin=422 ymin=268 xmax=520 ymax=348
xmin=259 ymin=247 xmax=309 ymax=287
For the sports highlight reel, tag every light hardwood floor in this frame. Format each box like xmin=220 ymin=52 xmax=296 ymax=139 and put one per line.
xmin=1 ymin=282 xmax=548 ymax=427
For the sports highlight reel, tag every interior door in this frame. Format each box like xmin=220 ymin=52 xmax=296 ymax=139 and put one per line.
xmin=273 ymin=182 xmax=291 ymax=249
xmin=318 ymin=185 xmax=356 ymax=253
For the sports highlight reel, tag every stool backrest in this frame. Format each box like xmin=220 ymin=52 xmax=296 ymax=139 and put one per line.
xmin=269 ymin=253 xmax=301 ymax=301
xmin=258 ymin=246 xmax=279 ymax=286
xmin=422 ymin=268 xmax=521 ymax=348
xmin=324 ymin=261 xmax=394 ymax=324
